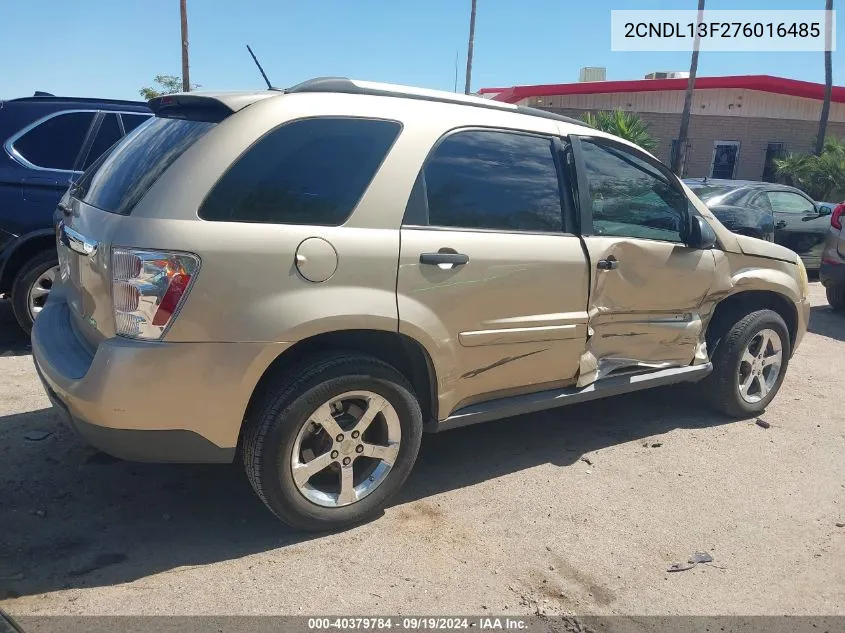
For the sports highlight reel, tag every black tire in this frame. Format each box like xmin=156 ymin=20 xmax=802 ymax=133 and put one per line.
xmin=827 ymin=284 xmax=845 ymax=313
xmin=11 ymin=250 xmax=58 ymax=335
xmin=241 ymin=353 xmax=423 ymax=531
xmin=702 ymin=309 xmax=791 ymax=418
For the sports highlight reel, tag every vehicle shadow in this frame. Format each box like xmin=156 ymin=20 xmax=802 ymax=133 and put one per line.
xmin=808 ymin=304 xmax=844 ymax=342
xmin=0 ymin=301 xmax=30 ymax=357
xmin=0 ymin=385 xmax=735 ymax=600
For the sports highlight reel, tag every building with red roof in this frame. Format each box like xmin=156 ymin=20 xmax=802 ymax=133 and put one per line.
xmin=480 ymin=73 xmax=845 ymax=181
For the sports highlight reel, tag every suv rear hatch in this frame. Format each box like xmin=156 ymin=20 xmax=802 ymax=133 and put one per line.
xmin=53 ymin=94 xmax=259 ymax=347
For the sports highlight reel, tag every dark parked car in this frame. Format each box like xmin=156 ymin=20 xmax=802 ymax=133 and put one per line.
xmin=685 ymin=179 xmax=832 ymax=270
xmin=0 ymin=93 xmax=150 ymax=332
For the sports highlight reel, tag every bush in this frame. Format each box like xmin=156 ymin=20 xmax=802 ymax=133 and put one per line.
xmin=775 ymin=138 xmax=845 ymax=201
xmin=580 ymin=109 xmax=658 ymax=152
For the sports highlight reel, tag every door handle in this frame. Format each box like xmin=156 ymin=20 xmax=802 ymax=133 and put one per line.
xmin=420 ymin=251 xmax=469 ymax=267
xmin=596 ymin=257 xmax=619 ymax=271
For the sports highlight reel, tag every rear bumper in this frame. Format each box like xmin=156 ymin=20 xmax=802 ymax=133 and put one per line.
xmin=820 ymin=260 xmax=845 ymax=288
xmin=31 ymin=299 xmax=289 ymax=463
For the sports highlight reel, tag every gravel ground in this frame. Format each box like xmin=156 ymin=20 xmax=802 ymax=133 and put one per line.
xmin=1 ymin=283 xmax=843 ymax=617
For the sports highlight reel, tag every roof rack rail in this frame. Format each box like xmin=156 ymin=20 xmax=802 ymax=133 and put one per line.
xmin=285 ymin=77 xmax=587 ymax=128
xmin=7 ymin=95 xmax=147 ymax=107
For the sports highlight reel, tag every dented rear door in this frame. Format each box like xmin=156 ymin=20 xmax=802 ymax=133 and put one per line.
xmin=569 ymin=135 xmax=716 ymax=386
xmin=397 ymin=127 xmax=590 ymax=419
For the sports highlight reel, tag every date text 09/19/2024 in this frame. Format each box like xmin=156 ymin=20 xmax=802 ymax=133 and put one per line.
xmin=306 ymin=618 xmax=528 ymax=630
xmin=624 ymin=22 xmax=821 ymax=39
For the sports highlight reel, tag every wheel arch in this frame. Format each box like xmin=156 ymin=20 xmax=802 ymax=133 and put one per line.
xmin=0 ymin=230 xmax=56 ymax=294
xmin=242 ymin=329 xmax=439 ymax=443
xmin=705 ymin=290 xmax=798 ymax=358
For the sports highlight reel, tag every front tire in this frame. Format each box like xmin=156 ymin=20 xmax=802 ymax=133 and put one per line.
xmin=11 ymin=251 xmax=59 ymax=335
xmin=827 ymin=284 xmax=845 ymax=313
xmin=702 ymin=309 xmax=791 ymax=418
xmin=241 ymin=354 xmax=423 ymax=531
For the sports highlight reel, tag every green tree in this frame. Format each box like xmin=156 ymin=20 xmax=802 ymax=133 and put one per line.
xmin=139 ymin=74 xmax=199 ymax=100
xmin=775 ymin=137 xmax=845 ymax=200
xmin=580 ymin=109 xmax=658 ymax=152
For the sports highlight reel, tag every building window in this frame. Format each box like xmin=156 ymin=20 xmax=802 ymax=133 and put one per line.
xmin=710 ymin=141 xmax=741 ymax=179
xmin=762 ymin=142 xmax=786 ymax=182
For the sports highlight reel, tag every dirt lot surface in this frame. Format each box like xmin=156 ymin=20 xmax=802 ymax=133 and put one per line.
xmin=1 ymin=283 xmax=843 ymax=617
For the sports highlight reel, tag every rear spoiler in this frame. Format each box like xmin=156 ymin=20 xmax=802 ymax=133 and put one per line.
xmin=147 ymin=92 xmax=276 ymax=120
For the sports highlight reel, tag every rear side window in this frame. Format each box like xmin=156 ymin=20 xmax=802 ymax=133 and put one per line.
xmin=121 ymin=113 xmax=151 ymax=134
xmin=82 ymin=113 xmax=122 ymax=170
xmin=13 ymin=111 xmax=95 ymax=170
xmin=75 ymin=116 xmax=215 ymax=215
xmin=420 ymin=130 xmax=563 ymax=233
xmin=199 ymin=117 xmax=401 ymax=225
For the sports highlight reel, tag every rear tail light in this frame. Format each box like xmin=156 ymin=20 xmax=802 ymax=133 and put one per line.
xmin=111 ymin=248 xmax=200 ymax=340
xmin=831 ymin=203 xmax=844 ymax=230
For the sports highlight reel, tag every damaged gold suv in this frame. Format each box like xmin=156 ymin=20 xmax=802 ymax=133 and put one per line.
xmin=32 ymin=78 xmax=811 ymax=530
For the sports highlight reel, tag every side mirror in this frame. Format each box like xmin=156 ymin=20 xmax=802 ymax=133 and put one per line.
xmin=686 ymin=215 xmax=717 ymax=249
xmin=817 ymin=205 xmax=832 ymax=217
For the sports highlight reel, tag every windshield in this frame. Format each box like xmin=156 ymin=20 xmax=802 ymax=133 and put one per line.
xmin=73 ymin=116 xmax=216 ymax=215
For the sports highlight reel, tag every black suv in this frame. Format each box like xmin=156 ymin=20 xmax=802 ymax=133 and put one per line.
xmin=685 ymin=178 xmax=832 ymax=271
xmin=0 ymin=93 xmax=150 ymax=332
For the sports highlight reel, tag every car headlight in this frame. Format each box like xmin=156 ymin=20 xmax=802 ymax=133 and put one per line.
xmin=797 ymin=257 xmax=809 ymax=299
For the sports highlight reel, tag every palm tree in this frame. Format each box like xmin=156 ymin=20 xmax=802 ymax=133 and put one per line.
xmin=815 ymin=0 xmax=833 ymax=155
xmin=671 ymin=0 xmax=705 ymax=176
xmin=180 ymin=0 xmax=191 ymax=92
xmin=775 ymin=137 xmax=845 ymax=200
xmin=581 ymin=110 xmax=658 ymax=151
xmin=464 ymin=0 xmax=477 ymax=95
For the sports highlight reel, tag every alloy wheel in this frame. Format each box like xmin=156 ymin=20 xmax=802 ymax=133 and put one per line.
xmin=290 ymin=390 xmax=401 ymax=508
xmin=28 ymin=265 xmax=59 ymax=320
xmin=737 ymin=328 xmax=783 ymax=404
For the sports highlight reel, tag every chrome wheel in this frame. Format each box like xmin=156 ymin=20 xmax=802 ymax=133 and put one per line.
xmin=291 ymin=390 xmax=401 ymax=508
xmin=738 ymin=328 xmax=783 ymax=404
xmin=28 ymin=265 xmax=58 ymax=319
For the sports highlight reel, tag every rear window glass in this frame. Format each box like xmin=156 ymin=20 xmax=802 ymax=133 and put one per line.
xmin=199 ymin=117 xmax=401 ymax=226
xmin=74 ymin=116 xmax=215 ymax=215
xmin=688 ymin=185 xmax=736 ymax=203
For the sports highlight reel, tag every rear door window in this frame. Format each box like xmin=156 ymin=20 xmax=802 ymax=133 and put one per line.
xmin=82 ymin=113 xmax=122 ymax=170
xmin=13 ymin=111 xmax=96 ymax=171
xmin=419 ymin=129 xmax=564 ymax=233
xmin=74 ymin=116 xmax=216 ymax=215
xmin=200 ymin=117 xmax=401 ymax=225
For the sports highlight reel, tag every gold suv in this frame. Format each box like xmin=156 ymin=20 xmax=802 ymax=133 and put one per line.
xmin=32 ymin=78 xmax=811 ymax=530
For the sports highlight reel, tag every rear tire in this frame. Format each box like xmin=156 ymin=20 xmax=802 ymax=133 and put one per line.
xmin=241 ymin=353 xmax=423 ymax=531
xmin=702 ymin=309 xmax=791 ymax=418
xmin=827 ymin=284 xmax=845 ymax=313
xmin=11 ymin=251 xmax=58 ymax=335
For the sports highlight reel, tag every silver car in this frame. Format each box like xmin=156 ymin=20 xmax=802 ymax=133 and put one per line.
xmin=820 ymin=202 xmax=845 ymax=311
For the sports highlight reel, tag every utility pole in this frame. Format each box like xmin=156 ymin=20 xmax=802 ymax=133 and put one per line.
xmin=464 ymin=0 xmax=477 ymax=95
xmin=180 ymin=0 xmax=191 ymax=92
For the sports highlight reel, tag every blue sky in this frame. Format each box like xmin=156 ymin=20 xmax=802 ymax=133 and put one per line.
xmin=1 ymin=0 xmax=841 ymax=101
